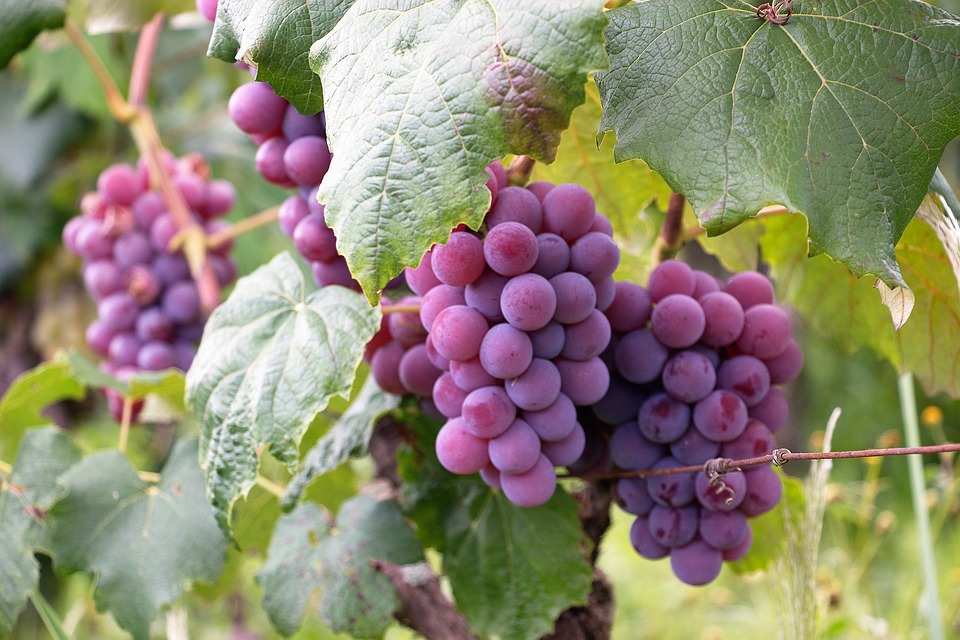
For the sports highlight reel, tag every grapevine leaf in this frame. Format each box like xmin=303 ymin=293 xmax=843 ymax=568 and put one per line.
xmin=48 ymin=440 xmax=227 ymax=640
xmin=598 ymin=0 xmax=960 ymax=289
xmin=208 ymin=0 xmax=352 ymax=114
xmin=57 ymin=350 xmax=185 ymax=404
xmin=256 ymin=497 xmax=424 ymax=637
xmin=0 ymin=360 xmax=84 ymax=460
xmin=311 ymin=0 xmax=608 ymax=301
xmin=282 ymin=375 xmax=400 ymax=509
xmin=185 ymin=252 xmax=381 ymax=533
xmin=400 ymin=421 xmax=592 ymax=640
xmin=82 ymin=0 xmax=194 ymax=34
xmin=0 ymin=0 xmax=66 ymax=69
xmin=0 ymin=428 xmax=81 ymax=636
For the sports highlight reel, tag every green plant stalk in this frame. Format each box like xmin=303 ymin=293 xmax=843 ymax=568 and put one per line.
xmin=898 ymin=372 xmax=944 ymax=640
xmin=29 ymin=592 xmax=72 ymax=640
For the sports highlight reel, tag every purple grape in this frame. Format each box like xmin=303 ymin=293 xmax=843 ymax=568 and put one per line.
xmin=590 ymin=213 xmax=614 ymax=236
xmin=174 ymin=173 xmax=208 ymax=212
xmin=500 ymin=454 xmax=556 ymax=508
xmin=424 ymin=334 xmax=450 ymax=371
xmin=436 ymin=417 xmax=490 ymax=475
xmin=97 ymin=163 xmax=141 ymax=206
xmin=716 ymin=355 xmax=771 ymax=407
xmin=647 ymin=259 xmax=696 ymax=302
xmin=86 ymin=320 xmax=116 ymax=355
xmin=162 ymin=281 xmax=200 ymax=324
xmin=661 ymin=350 xmax=716 ymax=404
xmin=173 ymin=340 xmax=197 ymax=370
xmin=464 ymin=269 xmax=508 ymax=323
xmin=693 ymin=390 xmax=748 ymax=442
xmin=692 ymin=270 xmax=722 ymax=298
xmin=486 ymin=186 xmax=542 ymax=232
xmin=461 ymin=385 xmax=516 ymax=438
xmin=526 ymin=180 xmax=555 ymax=203
xmin=722 ymin=525 xmax=753 ymax=561
xmin=699 ymin=509 xmax=748 ymax=550
xmin=371 ymin=342 xmax=405 ymax=395
xmin=483 ymin=222 xmax=539 ymax=276
xmin=83 ymin=261 xmax=122 ymax=299
xmin=614 ymin=329 xmax=669 ymax=384
xmin=108 ymin=333 xmax=142 ymax=367
xmin=479 ymin=464 xmax=501 ymax=489
xmin=255 ymin=136 xmax=293 ymax=187
xmin=748 ymin=387 xmax=789 ymax=433
xmin=651 ymin=294 xmax=705 ymax=349
xmin=479 ymin=324 xmax=533 ymax=380
xmin=540 ymin=423 xmax=586 ymax=467
xmin=135 ymin=307 xmax=174 ymax=342
xmin=433 ymin=373 xmax=467 ymax=418
xmin=278 ymin=195 xmax=310 ymax=237
xmin=591 ymin=374 xmax=645 ymax=426
xmin=489 ymin=419 xmax=541 ymax=473
xmin=605 ymin=281 xmax=652 ymax=333
xmin=647 ymin=457 xmax=697 ymax=507
xmin=695 ymin=469 xmax=747 ymax=511
xmin=152 ymin=254 xmax=190 ymax=287
xmin=99 ymin=292 xmax=139 ymax=332
xmin=294 ymin=213 xmax=339 ymax=263
xmin=202 ymin=179 xmax=236 ymax=219
xmin=561 ymin=309 xmax=611 ymax=361
xmin=670 ymin=427 xmax=721 ymax=465
xmin=208 ymin=254 xmax=238 ymax=287
xmin=419 ymin=284 xmax=465 ymax=331
xmin=432 ymin=232 xmax=485 ymax=286
xmin=149 ymin=213 xmax=178 ymax=253
xmin=629 ymin=517 xmax=669 ymax=559
xmin=724 ymin=271 xmax=774 ymax=309
xmin=500 ymin=273 xmax=557 ymax=331
xmin=721 ymin=419 xmax=776 ymax=460
xmin=137 ymin=341 xmax=175 ymax=371
xmin=283 ymin=135 xmax=331 ymax=186
xmin=528 ymin=321 xmax=565 ymax=359
xmin=615 ymin=478 xmax=655 ymax=516
xmin=637 ymin=392 xmax=691 ymax=444
xmin=569 ymin=232 xmax=620 ymax=283
xmin=549 ymin=271 xmax=597 ymax=324
xmin=541 ymin=183 xmax=596 ymax=241
xmin=386 ymin=298 xmax=427 ymax=348
xmin=404 ymin=251 xmax=442 ymax=297
xmin=431 ymin=305 xmax=489 ymax=362
xmin=311 ymin=257 xmax=358 ymax=290
xmin=739 ymin=466 xmax=783 ymax=517
xmin=736 ymin=304 xmax=792 ymax=359
xmin=531 ymin=233 xmax=570 ymax=279
xmin=523 ymin=393 xmax=577 ymax=442
xmin=504 ymin=358 xmax=561 ymax=411
xmin=671 ymin=538 xmax=723 ymax=586
xmin=197 ymin=0 xmax=218 ymax=23
xmin=594 ymin=276 xmax=616 ymax=311
xmin=397 ymin=344 xmax=441 ymax=397
xmin=132 ymin=191 xmax=166 ymax=229
xmin=76 ymin=221 xmax=115 ymax=260
xmin=555 ymin=357 xmax=609 ymax=406
xmin=609 ymin=422 xmax=666 ymax=470
xmin=282 ymin=108 xmax=326 ymax=140
xmin=648 ymin=504 xmax=699 ymax=548
xmin=763 ymin=339 xmax=803 ymax=384
xmin=698 ymin=291 xmax=745 ymax=347
xmin=449 ymin=358 xmax=497 ymax=392
xmin=228 ymin=82 xmax=287 ymax=136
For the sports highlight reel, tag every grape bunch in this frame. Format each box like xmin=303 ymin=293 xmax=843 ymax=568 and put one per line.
xmin=589 ymin=260 xmax=801 ymax=585
xmin=227 ymin=80 xmax=359 ymax=291
xmin=62 ymin=153 xmax=238 ymax=418
xmin=367 ymin=168 xmax=621 ymax=508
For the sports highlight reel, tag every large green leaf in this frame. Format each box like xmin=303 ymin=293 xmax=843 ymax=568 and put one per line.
xmin=208 ymin=0 xmax=352 ymax=114
xmin=58 ymin=351 xmax=185 ymax=407
xmin=282 ymin=375 xmax=399 ymax=509
xmin=0 ymin=0 xmax=66 ymax=69
xmin=256 ymin=497 xmax=424 ymax=637
xmin=185 ymin=252 xmax=380 ymax=533
xmin=0 ymin=428 xmax=81 ymax=636
xmin=311 ymin=0 xmax=608 ymax=300
xmin=48 ymin=440 xmax=227 ymax=640
xmin=598 ymin=0 xmax=960 ymax=289
xmin=81 ymin=0 xmax=195 ymax=33
xmin=0 ymin=360 xmax=84 ymax=460
xmin=400 ymin=422 xmax=592 ymax=640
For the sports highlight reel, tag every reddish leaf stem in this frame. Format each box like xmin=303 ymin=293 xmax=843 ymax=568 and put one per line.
xmin=564 ymin=442 xmax=960 ymax=481
xmin=129 ymin=13 xmax=165 ymax=106
xmin=207 ymin=206 xmax=280 ymax=249
xmin=506 ymin=155 xmax=536 ymax=186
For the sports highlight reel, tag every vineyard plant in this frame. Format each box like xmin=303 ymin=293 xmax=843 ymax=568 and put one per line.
xmin=3 ymin=0 xmax=960 ymax=639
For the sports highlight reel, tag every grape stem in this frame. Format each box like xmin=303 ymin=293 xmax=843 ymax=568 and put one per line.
xmin=563 ymin=441 xmax=960 ymax=481
xmin=207 ymin=206 xmax=280 ymax=249
xmin=652 ymin=192 xmax=686 ymax=264
xmin=506 ymin=155 xmax=536 ymax=186
xmin=117 ymin=395 xmax=134 ymax=454
xmin=382 ymin=304 xmax=421 ymax=315
xmin=64 ymin=17 xmax=221 ymax=314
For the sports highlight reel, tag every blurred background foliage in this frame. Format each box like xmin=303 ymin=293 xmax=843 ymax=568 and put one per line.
xmin=1 ymin=4 xmax=959 ymax=640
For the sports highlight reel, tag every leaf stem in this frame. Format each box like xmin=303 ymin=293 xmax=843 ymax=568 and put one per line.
xmin=562 ymin=441 xmax=960 ymax=481
xmin=138 ymin=470 xmax=161 ymax=484
xmin=652 ymin=192 xmax=686 ymax=264
xmin=255 ymin=474 xmax=287 ymax=499
xmin=129 ymin=13 xmax=165 ymax=107
xmin=506 ymin=155 xmax=536 ymax=186
xmin=30 ymin=592 xmax=72 ymax=640
xmin=118 ymin=396 xmax=134 ymax=455
xmin=683 ymin=204 xmax=790 ymax=241
xmin=899 ymin=372 xmax=945 ymax=640
xmin=381 ymin=304 xmax=421 ymax=315
xmin=207 ymin=206 xmax=280 ymax=249
xmin=62 ymin=22 xmax=136 ymax=122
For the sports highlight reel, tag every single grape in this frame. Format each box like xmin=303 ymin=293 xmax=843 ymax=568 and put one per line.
xmin=137 ymin=341 xmax=175 ymax=371
xmin=629 ymin=517 xmax=669 ymax=559
xmin=716 ymin=355 xmax=771 ymax=407
xmin=614 ymin=329 xmax=669 ymax=384
xmin=523 ymin=393 xmax=577 ymax=442
xmin=500 ymin=454 xmax=557 ymax=507
xmin=692 ymin=270 xmax=722 ymax=298
xmin=721 ymin=419 xmax=776 ymax=460
xmin=398 ymin=344 xmax=441 ymax=397
xmin=433 ymin=373 xmax=467 ymax=418
xmin=228 ymin=82 xmax=288 ymax=136
xmin=605 ymin=282 xmax=652 ymax=333
xmin=404 ymin=250 xmax=442 ymax=296
xmin=282 ymin=108 xmax=326 ymax=140
xmin=637 ymin=392 xmax=691 ymax=444
xmin=479 ymin=323 xmax=533 ymax=380
xmin=254 ymin=136 xmax=293 ymax=187
xmin=461 ymin=385 xmax=517 ymax=439
xmin=293 ymin=213 xmax=338 ymax=263
xmin=647 ymin=504 xmax=699 ymax=548
xmin=647 ymin=259 xmax=696 ymax=302
xmin=560 ymin=310 xmax=611 ymax=361
xmin=135 ymin=307 xmax=174 ymax=342
xmin=722 ymin=525 xmax=753 ymax=561
xmin=549 ymin=271 xmax=597 ymax=325
xmin=531 ymin=233 xmax=571 ymax=279
xmin=724 ymin=271 xmax=774 ymax=309
xmin=615 ymin=477 xmax=655 ymax=516
xmin=747 ymin=387 xmax=789 ymax=433
xmin=483 ymin=221 xmax=539 ymax=276
xmin=670 ymin=427 xmax=721 ymax=465
xmin=698 ymin=291 xmax=745 ymax=348
xmin=692 ymin=390 xmax=749 ymax=442
xmin=541 ymin=183 xmax=596 ymax=241
xmin=528 ymin=321 xmax=565 ymax=360
xmin=555 ymin=357 xmax=609 ymax=406
xmin=464 ymin=269 xmax=508 ymax=323
xmin=739 ymin=466 xmax=783 ymax=517
xmin=540 ymin=423 xmax=586 ymax=467
xmin=431 ymin=305 xmax=489 ymax=362
xmin=436 ymin=417 xmax=490 ymax=475
xmin=113 ymin=231 xmax=153 ymax=270
xmin=162 ymin=281 xmax=201 ymax=324
xmin=763 ymin=339 xmax=803 ymax=384
xmin=449 ymin=357 xmax=498 ymax=392
xmin=108 ymin=333 xmax=142 ymax=367
xmin=699 ymin=509 xmax=748 ymax=550
xmin=695 ymin=469 xmax=747 ymax=512
xmin=647 ymin=457 xmax=697 ymax=507
xmin=283 ymin=135 xmax=331 ymax=186
xmin=661 ymin=350 xmax=716 ymax=404
xmin=485 ymin=186 xmax=542 ymax=232
xmin=670 ymin=538 xmax=723 ymax=586
xmin=504 ymin=358 xmax=561 ymax=411
xmin=501 ymin=273 xmax=558 ymax=331
xmin=432 ymin=232 xmax=486 ymax=286
xmin=419 ymin=284 xmax=466 ymax=331
xmin=83 ymin=261 xmax=122 ymax=299
xmin=278 ymin=194 xmax=311 ymax=238
xmin=592 ymin=374 xmax=645 ymax=426
xmin=736 ymin=303 xmax=792 ymax=359
xmin=489 ymin=419 xmax=542 ymax=474
xmin=569 ymin=232 xmax=620 ymax=283
xmin=651 ymin=294 xmax=706 ymax=349
xmin=97 ymin=163 xmax=141 ymax=206
xmin=609 ymin=422 xmax=666 ymax=470
xmin=370 ymin=342 xmax=406 ymax=395
xmin=99 ymin=292 xmax=139 ymax=332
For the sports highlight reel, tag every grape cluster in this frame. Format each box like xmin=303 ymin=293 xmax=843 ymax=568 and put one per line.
xmin=227 ymin=81 xmax=358 ymax=291
xmin=367 ymin=168 xmax=621 ymax=508
xmin=63 ymin=153 xmax=239 ymax=418
xmin=587 ymin=260 xmax=801 ymax=585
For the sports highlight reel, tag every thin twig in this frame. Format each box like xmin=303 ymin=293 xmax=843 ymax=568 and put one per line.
xmin=381 ymin=304 xmax=421 ymax=315
xmin=118 ymin=396 xmax=134 ymax=455
xmin=129 ymin=13 xmax=165 ymax=106
xmin=207 ymin=206 xmax=280 ymax=248
xmin=563 ymin=442 xmax=960 ymax=481
xmin=652 ymin=192 xmax=686 ymax=264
